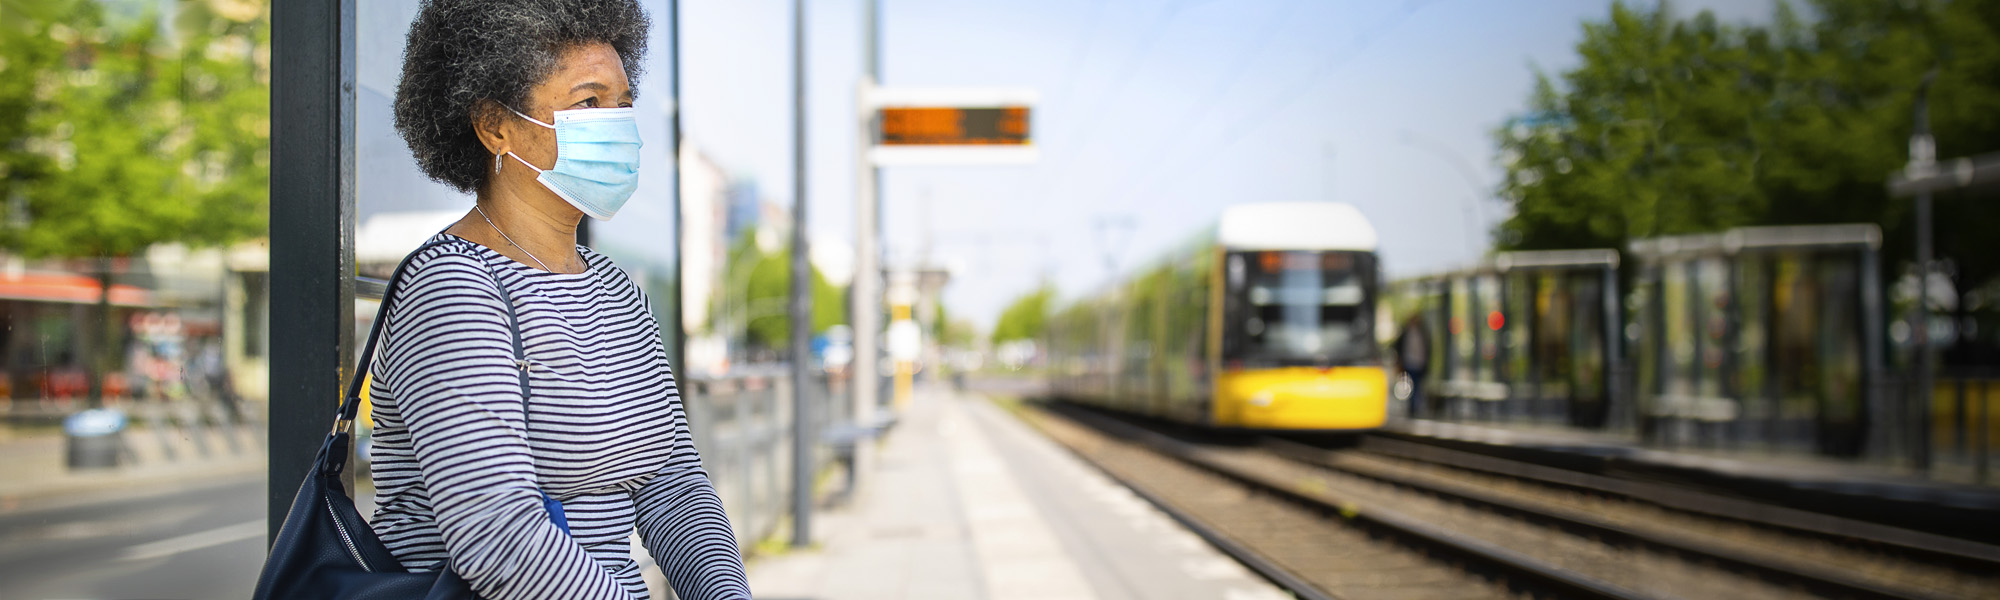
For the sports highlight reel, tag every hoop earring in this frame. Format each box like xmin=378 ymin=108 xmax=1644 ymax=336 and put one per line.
xmin=494 ymin=154 xmax=503 ymax=174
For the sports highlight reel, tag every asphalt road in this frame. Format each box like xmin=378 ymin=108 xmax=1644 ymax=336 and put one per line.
xmin=0 ymin=474 xmax=267 ymax=600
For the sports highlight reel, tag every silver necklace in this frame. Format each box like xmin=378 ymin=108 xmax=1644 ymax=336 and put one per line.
xmin=474 ymin=204 xmax=554 ymax=272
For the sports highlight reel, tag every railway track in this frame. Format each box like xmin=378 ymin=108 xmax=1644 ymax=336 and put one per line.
xmin=1015 ymin=400 xmax=2000 ymax=600
xmin=1279 ymin=435 xmax=2000 ymax=599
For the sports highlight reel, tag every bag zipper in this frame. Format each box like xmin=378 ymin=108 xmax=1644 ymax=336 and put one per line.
xmin=325 ymin=496 xmax=372 ymax=572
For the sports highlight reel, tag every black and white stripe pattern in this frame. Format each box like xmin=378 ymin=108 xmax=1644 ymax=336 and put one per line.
xmin=368 ymin=234 xmax=749 ymax=600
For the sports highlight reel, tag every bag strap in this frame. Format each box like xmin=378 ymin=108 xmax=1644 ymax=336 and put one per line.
xmin=336 ymin=238 xmax=458 ymax=432
xmin=337 ymin=236 xmax=539 ymax=429
xmin=330 ymin=235 xmax=571 ymax=533
xmin=487 ymin=262 xmax=534 ymax=399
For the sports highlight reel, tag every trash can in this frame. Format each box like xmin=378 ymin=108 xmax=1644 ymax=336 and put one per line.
xmin=64 ymin=408 xmax=127 ymax=469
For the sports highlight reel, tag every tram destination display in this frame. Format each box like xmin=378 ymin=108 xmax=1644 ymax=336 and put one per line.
xmin=877 ymin=106 xmax=1031 ymax=146
xmin=865 ymin=87 xmax=1038 ymax=166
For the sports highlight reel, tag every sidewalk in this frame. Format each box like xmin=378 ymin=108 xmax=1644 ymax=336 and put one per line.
xmin=0 ymin=421 xmax=264 ymax=512
xmin=746 ymin=388 xmax=1288 ymax=600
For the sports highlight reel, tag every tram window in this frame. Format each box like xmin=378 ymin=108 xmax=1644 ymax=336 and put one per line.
xmin=1224 ymin=251 xmax=1379 ymax=366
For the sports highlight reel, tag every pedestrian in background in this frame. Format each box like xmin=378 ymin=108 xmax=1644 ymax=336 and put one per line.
xmin=367 ymin=1 xmax=749 ymax=598
xmin=1395 ymin=316 xmax=1430 ymax=419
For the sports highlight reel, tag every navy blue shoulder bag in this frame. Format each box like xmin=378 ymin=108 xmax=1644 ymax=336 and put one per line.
xmin=253 ymin=238 xmax=568 ymax=599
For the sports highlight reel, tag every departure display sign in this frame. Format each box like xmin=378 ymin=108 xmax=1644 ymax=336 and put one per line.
xmin=878 ymin=107 xmax=1031 ymax=146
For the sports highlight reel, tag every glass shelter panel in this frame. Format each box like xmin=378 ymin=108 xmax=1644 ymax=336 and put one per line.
xmin=0 ymin=3 xmax=272 ymax=597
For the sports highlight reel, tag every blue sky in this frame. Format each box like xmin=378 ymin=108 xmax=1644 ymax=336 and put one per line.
xmin=683 ymin=0 xmax=1775 ymax=329
xmin=357 ymin=0 xmax=1778 ymax=330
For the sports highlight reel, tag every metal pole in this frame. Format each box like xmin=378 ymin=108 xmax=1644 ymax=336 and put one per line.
xmin=1915 ymin=188 xmax=1933 ymax=471
xmin=850 ymin=0 xmax=881 ymax=476
xmin=1861 ymin=243 xmax=1888 ymax=459
xmin=788 ymin=0 xmax=814 ymax=548
xmin=1602 ymin=263 xmax=1625 ymax=432
xmin=1978 ymin=379 xmax=1990 ymax=484
xmin=1910 ymin=69 xmax=1938 ymax=472
xmin=668 ymin=0 xmax=685 ymax=377
xmin=268 ymin=0 xmax=356 ymax=545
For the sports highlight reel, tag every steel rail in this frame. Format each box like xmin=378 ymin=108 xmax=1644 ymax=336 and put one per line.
xmin=1353 ymin=435 xmax=2000 ymax=570
xmin=1261 ymin=437 xmax=1958 ymax=600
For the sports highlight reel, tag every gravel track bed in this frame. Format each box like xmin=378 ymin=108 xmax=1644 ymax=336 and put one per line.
xmin=1022 ymin=406 xmax=1526 ymax=600
xmin=1201 ymin=447 xmax=1813 ymax=600
xmin=1319 ymin=448 xmax=2000 ymax=600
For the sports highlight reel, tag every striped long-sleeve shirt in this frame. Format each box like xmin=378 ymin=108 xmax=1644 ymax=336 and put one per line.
xmin=367 ymin=234 xmax=750 ymax=600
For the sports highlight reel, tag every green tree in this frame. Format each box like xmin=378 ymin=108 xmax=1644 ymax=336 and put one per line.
xmin=1 ymin=0 xmax=270 ymax=403
xmin=1496 ymin=0 xmax=2000 ymax=319
xmin=991 ymin=284 xmax=1055 ymax=345
xmin=725 ymin=235 xmax=847 ymax=353
xmin=1496 ymin=3 xmax=1774 ymax=250
xmin=940 ymin=317 xmax=980 ymax=350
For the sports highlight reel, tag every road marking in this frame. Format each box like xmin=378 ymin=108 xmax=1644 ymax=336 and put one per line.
xmin=119 ymin=520 xmax=264 ymax=562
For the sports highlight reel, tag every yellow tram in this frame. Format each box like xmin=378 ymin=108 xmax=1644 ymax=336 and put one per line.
xmin=1048 ymin=202 xmax=1389 ymax=430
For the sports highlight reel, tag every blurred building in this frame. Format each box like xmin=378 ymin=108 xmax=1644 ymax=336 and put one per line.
xmin=0 ymin=237 xmax=270 ymax=421
xmin=681 ymin=141 xmax=730 ymax=376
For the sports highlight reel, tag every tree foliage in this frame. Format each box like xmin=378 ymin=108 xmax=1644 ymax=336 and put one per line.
xmin=0 ymin=0 xmax=269 ymax=258
xmin=1496 ymin=0 xmax=2000 ymax=295
xmin=991 ymin=284 xmax=1055 ymax=344
xmin=940 ymin=317 xmax=980 ymax=350
xmin=725 ymin=235 xmax=846 ymax=353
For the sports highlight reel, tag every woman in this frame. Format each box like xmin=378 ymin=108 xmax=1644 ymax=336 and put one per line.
xmin=368 ymin=1 xmax=748 ymax=598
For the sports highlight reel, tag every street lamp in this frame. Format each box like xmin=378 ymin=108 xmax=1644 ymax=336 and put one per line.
xmin=1400 ymin=130 xmax=1489 ymax=258
xmin=1909 ymin=69 xmax=1938 ymax=472
xmin=1887 ymin=68 xmax=2000 ymax=473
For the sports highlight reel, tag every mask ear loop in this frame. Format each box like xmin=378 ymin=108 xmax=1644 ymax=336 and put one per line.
xmin=500 ymin=106 xmax=557 ymax=174
xmin=509 ymin=107 xmax=556 ymax=130
xmin=505 ymin=152 xmax=547 ymax=174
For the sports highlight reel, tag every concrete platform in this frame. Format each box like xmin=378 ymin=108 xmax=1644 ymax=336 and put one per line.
xmin=747 ymin=388 xmax=1288 ymax=600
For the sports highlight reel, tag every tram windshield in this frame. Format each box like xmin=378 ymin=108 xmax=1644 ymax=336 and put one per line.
xmin=1223 ymin=250 xmax=1379 ymax=367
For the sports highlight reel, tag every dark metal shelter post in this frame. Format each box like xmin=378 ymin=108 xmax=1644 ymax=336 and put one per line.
xmin=268 ymin=0 xmax=358 ymax=545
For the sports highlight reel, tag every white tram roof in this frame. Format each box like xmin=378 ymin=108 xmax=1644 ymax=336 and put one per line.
xmin=1217 ymin=202 xmax=1378 ymax=252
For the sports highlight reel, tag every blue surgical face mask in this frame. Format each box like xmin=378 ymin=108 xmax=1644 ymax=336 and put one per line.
xmin=504 ymin=106 xmax=643 ymax=220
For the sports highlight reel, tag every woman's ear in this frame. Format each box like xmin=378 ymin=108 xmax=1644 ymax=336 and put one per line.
xmin=471 ymin=99 xmax=510 ymax=158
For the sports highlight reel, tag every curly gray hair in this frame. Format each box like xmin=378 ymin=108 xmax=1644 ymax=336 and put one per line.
xmin=393 ymin=0 xmax=649 ymax=194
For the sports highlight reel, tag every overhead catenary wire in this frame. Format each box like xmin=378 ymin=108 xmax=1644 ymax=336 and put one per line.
xmin=1107 ymin=0 xmax=1443 ymax=215
xmin=1031 ymin=0 xmax=1198 ymax=212
xmin=1074 ymin=0 xmax=1305 ymax=208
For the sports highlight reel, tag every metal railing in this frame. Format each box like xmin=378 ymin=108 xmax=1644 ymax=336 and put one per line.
xmin=679 ymin=366 xmax=851 ymax=548
xmin=1933 ymin=368 xmax=1998 ymax=484
xmin=358 ymin=277 xmax=864 ymax=546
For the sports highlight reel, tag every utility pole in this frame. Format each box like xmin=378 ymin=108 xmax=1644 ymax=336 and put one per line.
xmin=1888 ymin=78 xmax=2000 ymax=476
xmin=850 ymin=0 xmax=881 ymax=481
xmin=1908 ymin=69 xmax=1938 ymax=473
xmin=788 ymin=0 xmax=813 ymax=548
